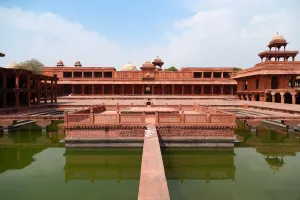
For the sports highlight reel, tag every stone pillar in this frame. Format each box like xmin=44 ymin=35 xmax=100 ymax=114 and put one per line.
xmin=221 ymin=85 xmax=224 ymax=95
xmin=172 ymin=85 xmax=174 ymax=95
xmin=211 ymin=85 xmax=214 ymax=95
xmin=72 ymin=84 xmax=75 ymax=94
xmin=155 ymin=111 xmax=159 ymax=124
xmin=201 ymin=85 xmax=204 ymax=95
xmin=44 ymin=79 xmax=48 ymax=104
xmin=2 ymin=73 xmax=6 ymax=89
xmin=292 ymin=93 xmax=296 ymax=104
xmin=291 ymin=76 xmax=296 ymax=88
xmin=152 ymin=85 xmax=154 ymax=95
xmin=15 ymin=73 xmax=19 ymax=89
xmin=132 ymin=85 xmax=135 ymax=95
xmin=37 ymin=79 xmax=41 ymax=104
xmin=181 ymin=85 xmax=184 ymax=95
xmin=2 ymin=92 xmax=7 ymax=108
xmin=221 ymin=72 xmax=224 ymax=78
xmin=142 ymin=85 xmax=144 ymax=95
xmin=271 ymin=93 xmax=275 ymax=103
xmin=15 ymin=91 xmax=20 ymax=107
xmin=81 ymin=85 xmax=84 ymax=95
xmin=251 ymin=94 xmax=255 ymax=101
xmin=27 ymin=92 xmax=31 ymax=107
xmin=50 ymin=80 xmax=54 ymax=103
xmin=280 ymin=92 xmax=285 ymax=104
xmin=231 ymin=86 xmax=234 ymax=95
xmin=162 ymin=85 xmax=164 ymax=95
xmin=54 ymin=79 xmax=57 ymax=103
xmin=192 ymin=85 xmax=194 ymax=95
xmin=260 ymin=94 xmax=266 ymax=102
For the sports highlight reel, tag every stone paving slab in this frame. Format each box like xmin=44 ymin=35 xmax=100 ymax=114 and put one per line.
xmin=138 ymin=124 xmax=170 ymax=200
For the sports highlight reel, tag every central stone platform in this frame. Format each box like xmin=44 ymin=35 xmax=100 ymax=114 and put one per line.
xmin=63 ymin=104 xmax=236 ymax=147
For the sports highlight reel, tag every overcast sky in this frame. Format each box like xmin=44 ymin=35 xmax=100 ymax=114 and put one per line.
xmin=0 ymin=0 xmax=299 ymax=69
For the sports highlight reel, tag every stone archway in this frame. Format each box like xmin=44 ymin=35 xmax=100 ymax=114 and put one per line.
xmin=274 ymin=93 xmax=281 ymax=103
xmin=266 ymin=93 xmax=272 ymax=102
xmin=255 ymin=94 xmax=260 ymax=101
xmin=296 ymin=93 xmax=300 ymax=104
xmin=284 ymin=93 xmax=292 ymax=104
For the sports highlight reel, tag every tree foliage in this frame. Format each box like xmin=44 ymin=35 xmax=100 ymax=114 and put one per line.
xmin=15 ymin=58 xmax=44 ymax=74
xmin=165 ymin=66 xmax=178 ymax=71
xmin=233 ymin=67 xmax=242 ymax=72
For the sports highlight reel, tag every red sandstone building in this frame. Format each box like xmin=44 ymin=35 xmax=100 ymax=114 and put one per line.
xmin=42 ymin=57 xmax=237 ymax=96
xmin=234 ymin=33 xmax=300 ymax=104
xmin=0 ymin=52 xmax=58 ymax=109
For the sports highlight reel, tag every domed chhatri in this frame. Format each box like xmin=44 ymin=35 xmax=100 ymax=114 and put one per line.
xmin=142 ymin=61 xmax=155 ymax=68
xmin=122 ymin=61 xmax=137 ymax=71
xmin=152 ymin=56 xmax=164 ymax=68
xmin=56 ymin=59 xmax=64 ymax=67
xmin=269 ymin=32 xmax=287 ymax=47
xmin=6 ymin=61 xmax=17 ymax=69
xmin=154 ymin=56 xmax=162 ymax=63
xmin=74 ymin=60 xmax=82 ymax=67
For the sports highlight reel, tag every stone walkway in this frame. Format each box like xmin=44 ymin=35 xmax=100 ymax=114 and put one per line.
xmin=138 ymin=124 xmax=170 ymax=200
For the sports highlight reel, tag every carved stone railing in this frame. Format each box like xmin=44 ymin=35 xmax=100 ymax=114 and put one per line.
xmin=64 ymin=104 xmax=236 ymax=126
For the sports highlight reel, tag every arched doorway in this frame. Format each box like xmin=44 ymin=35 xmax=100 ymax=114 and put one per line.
xmin=271 ymin=76 xmax=278 ymax=89
xmin=284 ymin=93 xmax=292 ymax=104
xmin=255 ymin=94 xmax=260 ymax=101
xmin=296 ymin=93 xmax=300 ymax=104
xmin=266 ymin=93 xmax=272 ymax=102
xmin=274 ymin=93 xmax=281 ymax=103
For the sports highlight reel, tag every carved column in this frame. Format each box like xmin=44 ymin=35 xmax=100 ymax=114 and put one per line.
xmin=44 ymin=79 xmax=47 ymax=104
xmin=15 ymin=73 xmax=19 ymax=89
xmin=72 ymin=84 xmax=75 ymax=95
xmin=132 ymin=85 xmax=135 ymax=95
xmin=15 ymin=91 xmax=20 ymax=107
xmin=271 ymin=93 xmax=275 ymax=103
xmin=280 ymin=92 xmax=285 ymax=104
xmin=2 ymin=92 xmax=7 ymax=108
xmin=231 ymin=86 xmax=234 ymax=95
xmin=50 ymin=80 xmax=54 ymax=103
xmin=251 ymin=94 xmax=255 ymax=101
xmin=221 ymin=85 xmax=224 ymax=95
xmin=54 ymin=79 xmax=57 ymax=103
xmin=81 ymin=85 xmax=84 ymax=95
xmin=2 ymin=73 xmax=6 ymax=108
xmin=152 ymin=85 xmax=154 ymax=95
xmin=292 ymin=93 xmax=296 ymax=104
xmin=37 ymin=78 xmax=40 ymax=104
xmin=192 ymin=85 xmax=194 ymax=95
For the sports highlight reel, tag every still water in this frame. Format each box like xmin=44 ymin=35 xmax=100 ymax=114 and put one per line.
xmin=0 ymin=121 xmax=300 ymax=200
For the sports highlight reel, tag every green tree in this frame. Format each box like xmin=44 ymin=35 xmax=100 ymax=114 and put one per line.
xmin=166 ymin=66 xmax=178 ymax=71
xmin=15 ymin=58 xmax=44 ymax=74
xmin=233 ymin=67 xmax=242 ymax=72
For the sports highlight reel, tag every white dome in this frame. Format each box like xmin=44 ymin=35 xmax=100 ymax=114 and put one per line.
xmin=122 ymin=61 xmax=137 ymax=71
xmin=272 ymin=32 xmax=285 ymax=41
xmin=6 ymin=61 xmax=17 ymax=69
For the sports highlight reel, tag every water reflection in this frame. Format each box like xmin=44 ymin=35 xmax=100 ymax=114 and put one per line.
xmin=0 ymin=121 xmax=64 ymax=174
xmin=162 ymin=148 xmax=236 ymax=182
xmin=64 ymin=148 xmax=142 ymax=183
